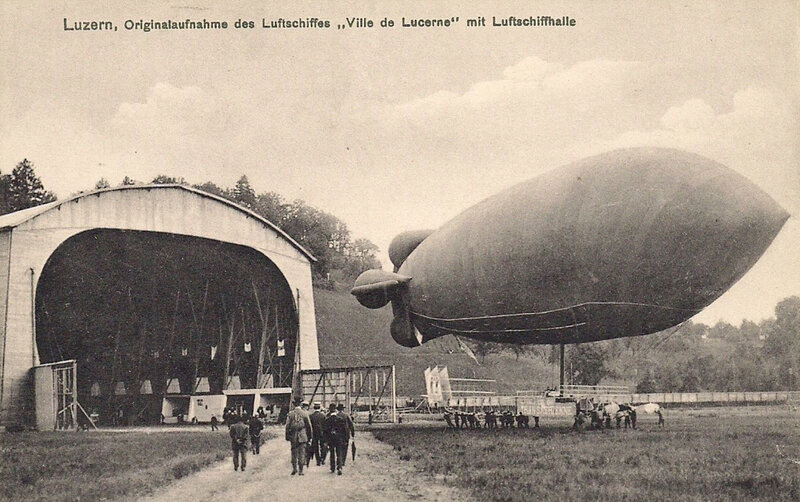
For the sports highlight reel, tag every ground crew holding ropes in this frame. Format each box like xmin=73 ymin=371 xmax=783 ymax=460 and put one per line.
xmin=443 ymin=408 xmax=455 ymax=429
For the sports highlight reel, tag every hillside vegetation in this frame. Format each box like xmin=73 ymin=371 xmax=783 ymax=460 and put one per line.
xmin=313 ymin=288 xmax=558 ymax=397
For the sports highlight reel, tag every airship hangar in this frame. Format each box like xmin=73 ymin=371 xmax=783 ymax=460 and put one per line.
xmin=0 ymin=184 xmax=321 ymax=429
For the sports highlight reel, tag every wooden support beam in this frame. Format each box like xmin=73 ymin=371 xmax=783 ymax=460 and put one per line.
xmin=252 ymin=281 xmax=273 ymax=388
xmin=186 ymin=288 xmax=202 ymax=393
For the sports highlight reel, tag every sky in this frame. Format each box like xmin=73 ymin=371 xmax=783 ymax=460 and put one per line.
xmin=1 ymin=0 xmax=798 ymax=326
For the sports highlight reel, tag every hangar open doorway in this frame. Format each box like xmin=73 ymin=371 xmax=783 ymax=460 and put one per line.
xmin=35 ymin=228 xmax=299 ymax=426
xmin=0 ymin=185 xmax=319 ymax=428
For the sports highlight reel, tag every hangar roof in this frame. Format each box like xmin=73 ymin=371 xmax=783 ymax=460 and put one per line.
xmin=0 ymin=184 xmax=316 ymax=262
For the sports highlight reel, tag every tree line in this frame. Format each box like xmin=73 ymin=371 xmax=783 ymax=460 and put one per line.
xmin=618 ymin=296 xmax=800 ymax=393
xmin=470 ymin=295 xmax=800 ymax=393
xmin=1 ymin=160 xmax=381 ymax=288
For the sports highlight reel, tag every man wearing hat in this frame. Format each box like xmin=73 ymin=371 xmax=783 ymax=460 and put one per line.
xmin=308 ymin=402 xmax=327 ymax=467
xmin=229 ymin=414 xmax=250 ymax=472
xmin=323 ymin=403 xmax=340 ymax=474
xmin=325 ymin=403 xmax=355 ymax=475
xmin=285 ymin=398 xmax=313 ymax=475
xmin=336 ymin=404 xmax=355 ymax=467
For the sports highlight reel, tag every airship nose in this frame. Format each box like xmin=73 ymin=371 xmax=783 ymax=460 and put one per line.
xmin=611 ymin=152 xmax=790 ymax=313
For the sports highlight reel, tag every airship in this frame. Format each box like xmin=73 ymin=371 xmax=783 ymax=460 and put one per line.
xmin=352 ymin=148 xmax=789 ymax=348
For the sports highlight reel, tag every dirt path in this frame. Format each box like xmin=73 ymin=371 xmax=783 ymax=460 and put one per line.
xmin=140 ymin=427 xmax=471 ymax=502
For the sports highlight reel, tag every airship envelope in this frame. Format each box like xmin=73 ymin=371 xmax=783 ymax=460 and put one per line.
xmin=352 ymin=148 xmax=790 ymax=347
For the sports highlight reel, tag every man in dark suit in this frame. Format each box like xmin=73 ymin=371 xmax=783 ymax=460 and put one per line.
xmin=229 ymin=415 xmax=250 ymax=472
xmin=323 ymin=403 xmax=339 ymax=474
xmin=334 ymin=403 xmax=355 ymax=474
xmin=308 ymin=402 xmax=327 ymax=466
xmin=324 ymin=403 xmax=354 ymax=475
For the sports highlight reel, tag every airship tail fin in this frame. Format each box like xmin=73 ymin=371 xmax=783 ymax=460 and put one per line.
xmin=390 ymin=289 xmax=422 ymax=347
xmin=351 ymin=268 xmax=422 ymax=347
xmin=351 ymin=269 xmax=411 ymax=309
xmin=390 ymin=309 xmax=422 ymax=347
xmin=388 ymin=229 xmax=434 ymax=270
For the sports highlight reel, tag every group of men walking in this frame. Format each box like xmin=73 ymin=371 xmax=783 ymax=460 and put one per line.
xmin=227 ymin=410 xmax=267 ymax=471
xmin=226 ymin=398 xmax=355 ymax=475
xmin=285 ymin=398 xmax=355 ymax=476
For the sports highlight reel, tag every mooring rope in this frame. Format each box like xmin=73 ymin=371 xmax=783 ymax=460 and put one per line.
xmin=410 ymin=301 xmax=700 ymax=323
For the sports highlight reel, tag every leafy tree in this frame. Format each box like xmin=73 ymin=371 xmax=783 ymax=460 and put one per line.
xmin=281 ymin=200 xmax=347 ymax=280
xmin=707 ymin=321 xmax=738 ymax=340
xmin=468 ymin=340 xmax=504 ymax=363
xmin=94 ymin=178 xmax=110 ymax=190
xmin=0 ymin=170 xmax=9 ymax=214
xmin=635 ymin=372 xmax=656 ymax=393
xmin=2 ymin=159 xmax=56 ymax=214
xmin=151 ymin=175 xmax=185 ymax=185
xmin=568 ymin=343 xmax=608 ymax=385
xmin=762 ymin=296 xmax=800 ymax=389
xmin=678 ymin=355 xmax=713 ymax=391
xmin=253 ymin=192 xmax=287 ymax=225
xmin=192 ymin=181 xmax=225 ymax=197
xmin=231 ymin=175 xmax=256 ymax=209
xmin=343 ymin=238 xmax=382 ymax=279
xmin=121 ymin=176 xmax=137 ymax=186
xmin=739 ymin=319 xmax=761 ymax=343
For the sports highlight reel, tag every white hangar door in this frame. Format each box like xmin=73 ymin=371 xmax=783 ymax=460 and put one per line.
xmin=34 ymin=360 xmax=77 ymax=431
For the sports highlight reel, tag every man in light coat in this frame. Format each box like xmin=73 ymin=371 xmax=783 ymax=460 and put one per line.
xmin=285 ymin=398 xmax=313 ymax=475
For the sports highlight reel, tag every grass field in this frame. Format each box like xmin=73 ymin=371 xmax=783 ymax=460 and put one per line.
xmin=373 ymin=407 xmax=800 ymax=501
xmin=1 ymin=428 xmax=239 ymax=501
